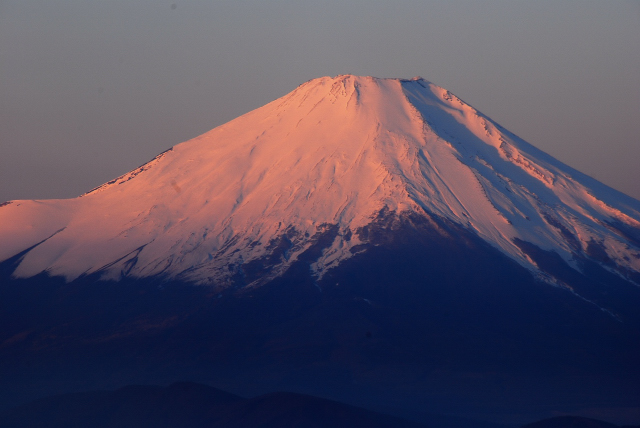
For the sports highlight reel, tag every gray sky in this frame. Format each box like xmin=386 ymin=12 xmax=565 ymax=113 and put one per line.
xmin=1 ymin=0 xmax=639 ymax=202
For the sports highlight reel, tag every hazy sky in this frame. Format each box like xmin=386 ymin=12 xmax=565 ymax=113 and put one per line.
xmin=1 ymin=1 xmax=639 ymax=203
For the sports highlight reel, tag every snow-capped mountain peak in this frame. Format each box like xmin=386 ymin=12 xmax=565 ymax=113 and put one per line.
xmin=1 ymin=75 xmax=639 ymax=288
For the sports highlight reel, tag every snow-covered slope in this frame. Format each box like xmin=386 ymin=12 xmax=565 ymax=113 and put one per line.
xmin=1 ymin=75 xmax=639 ymax=288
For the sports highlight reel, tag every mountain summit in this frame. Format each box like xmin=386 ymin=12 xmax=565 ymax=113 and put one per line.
xmin=2 ymin=75 xmax=640 ymax=424
xmin=2 ymin=75 xmax=639 ymax=292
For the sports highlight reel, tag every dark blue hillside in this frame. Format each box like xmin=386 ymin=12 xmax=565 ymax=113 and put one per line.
xmin=0 ymin=382 xmax=426 ymax=428
xmin=1 ymin=209 xmax=639 ymax=424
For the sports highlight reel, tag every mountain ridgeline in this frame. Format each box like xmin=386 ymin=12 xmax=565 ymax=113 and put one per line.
xmin=1 ymin=75 xmax=639 ymax=425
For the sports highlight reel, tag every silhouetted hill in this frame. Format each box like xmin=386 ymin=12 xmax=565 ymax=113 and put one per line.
xmin=522 ymin=415 xmax=627 ymax=428
xmin=209 ymin=391 xmax=426 ymax=428
xmin=0 ymin=382 xmax=427 ymax=428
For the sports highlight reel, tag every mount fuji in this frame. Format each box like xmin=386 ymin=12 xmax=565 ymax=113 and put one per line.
xmin=1 ymin=75 xmax=640 ymax=424
xmin=2 ymin=75 xmax=640 ymax=291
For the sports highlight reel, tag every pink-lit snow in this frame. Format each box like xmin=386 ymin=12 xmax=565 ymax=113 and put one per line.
xmin=1 ymin=75 xmax=639 ymax=287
